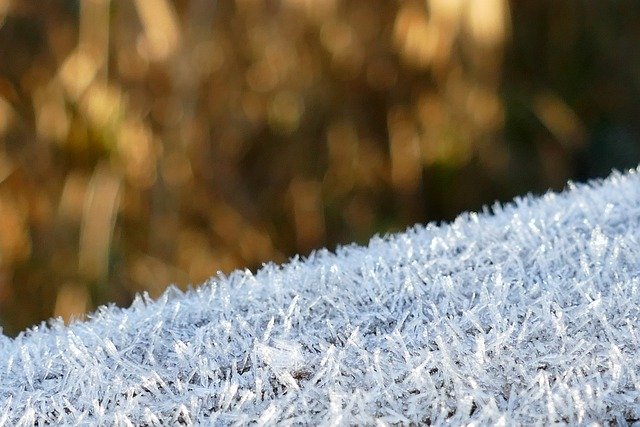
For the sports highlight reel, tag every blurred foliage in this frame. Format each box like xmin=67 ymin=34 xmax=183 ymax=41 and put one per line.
xmin=0 ymin=0 xmax=639 ymax=336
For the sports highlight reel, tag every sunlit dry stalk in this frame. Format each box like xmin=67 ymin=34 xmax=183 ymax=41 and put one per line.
xmin=133 ymin=0 xmax=180 ymax=61
xmin=78 ymin=163 xmax=121 ymax=283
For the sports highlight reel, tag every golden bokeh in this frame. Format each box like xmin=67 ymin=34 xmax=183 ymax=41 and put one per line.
xmin=0 ymin=0 xmax=638 ymax=335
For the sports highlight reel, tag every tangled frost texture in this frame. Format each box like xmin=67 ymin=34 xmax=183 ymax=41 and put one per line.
xmin=2 ymin=170 xmax=640 ymax=425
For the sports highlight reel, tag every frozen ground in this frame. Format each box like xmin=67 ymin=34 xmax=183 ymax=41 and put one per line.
xmin=1 ymin=168 xmax=640 ymax=425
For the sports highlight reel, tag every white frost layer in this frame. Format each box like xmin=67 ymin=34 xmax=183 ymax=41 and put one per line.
xmin=2 ymin=169 xmax=640 ymax=425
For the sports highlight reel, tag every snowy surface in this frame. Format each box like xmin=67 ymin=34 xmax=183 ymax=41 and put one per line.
xmin=2 ymin=169 xmax=640 ymax=425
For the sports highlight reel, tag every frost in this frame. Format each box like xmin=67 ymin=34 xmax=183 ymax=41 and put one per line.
xmin=1 ymin=168 xmax=640 ymax=424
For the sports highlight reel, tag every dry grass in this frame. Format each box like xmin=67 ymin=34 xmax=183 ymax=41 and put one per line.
xmin=0 ymin=0 xmax=638 ymax=335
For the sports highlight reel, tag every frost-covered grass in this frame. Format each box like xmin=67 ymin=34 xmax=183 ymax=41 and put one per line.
xmin=1 ymin=168 xmax=640 ymax=425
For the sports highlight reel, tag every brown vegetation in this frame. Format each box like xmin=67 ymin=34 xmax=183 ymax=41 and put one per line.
xmin=0 ymin=0 xmax=639 ymax=335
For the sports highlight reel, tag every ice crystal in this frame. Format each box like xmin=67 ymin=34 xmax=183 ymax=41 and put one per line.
xmin=1 ymin=168 xmax=640 ymax=424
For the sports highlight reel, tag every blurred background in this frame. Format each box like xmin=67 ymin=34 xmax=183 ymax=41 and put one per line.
xmin=0 ymin=0 xmax=639 ymax=336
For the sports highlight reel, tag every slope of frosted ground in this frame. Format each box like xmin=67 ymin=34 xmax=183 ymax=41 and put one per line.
xmin=1 ymin=168 xmax=640 ymax=425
